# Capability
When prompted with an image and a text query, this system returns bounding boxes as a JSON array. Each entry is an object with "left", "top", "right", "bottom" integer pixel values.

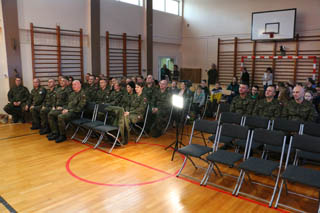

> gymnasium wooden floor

[{"left": 0, "top": 122, "right": 318, "bottom": 212}]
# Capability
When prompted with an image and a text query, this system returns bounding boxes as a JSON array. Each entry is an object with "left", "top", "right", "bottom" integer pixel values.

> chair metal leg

[
  {"left": 108, "top": 129, "right": 121, "bottom": 154},
  {"left": 200, "top": 163, "right": 213, "bottom": 186},
  {"left": 269, "top": 170, "right": 282, "bottom": 207},
  {"left": 71, "top": 126, "right": 80, "bottom": 139},
  {"left": 94, "top": 133, "right": 105, "bottom": 149},
  {"left": 187, "top": 156, "right": 198, "bottom": 169},
  {"left": 232, "top": 170, "right": 243, "bottom": 195},
  {"left": 212, "top": 162, "right": 223, "bottom": 177},
  {"left": 274, "top": 179, "right": 285, "bottom": 208},
  {"left": 235, "top": 171, "right": 246, "bottom": 196},
  {"left": 176, "top": 157, "right": 188, "bottom": 177},
  {"left": 82, "top": 129, "right": 92, "bottom": 144}
]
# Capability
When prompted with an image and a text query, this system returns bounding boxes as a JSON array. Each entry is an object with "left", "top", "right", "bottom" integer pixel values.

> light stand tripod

[{"left": 164, "top": 95, "right": 186, "bottom": 161}]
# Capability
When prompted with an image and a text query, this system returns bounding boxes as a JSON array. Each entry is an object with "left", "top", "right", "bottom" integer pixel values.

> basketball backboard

[{"left": 251, "top": 8, "right": 296, "bottom": 41}]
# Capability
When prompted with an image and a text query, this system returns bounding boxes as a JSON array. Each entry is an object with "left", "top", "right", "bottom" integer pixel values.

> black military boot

[
  {"left": 40, "top": 128, "right": 50, "bottom": 135},
  {"left": 30, "top": 125, "right": 40, "bottom": 130},
  {"left": 48, "top": 134, "right": 59, "bottom": 141},
  {"left": 55, "top": 135, "right": 67, "bottom": 143}
]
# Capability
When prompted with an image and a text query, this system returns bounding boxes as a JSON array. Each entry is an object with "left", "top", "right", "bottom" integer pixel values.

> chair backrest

[
  {"left": 219, "top": 123, "right": 249, "bottom": 140},
  {"left": 194, "top": 119, "right": 218, "bottom": 135},
  {"left": 97, "top": 103, "right": 109, "bottom": 123},
  {"left": 216, "top": 102, "right": 230, "bottom": 118},
  {"left": 243, "top": 115, "right": 270, "bottom": 130},
  {"left": 83, "top": 102, "right": 97, "bottom": 120},
  {"left": 301, "top": 122, "right": 320, "bottom": 138},
  {"left": 252, "top": 129, "right": 286, "bottom": 147},
  {"left": 272, "top": 118, "right": 301, "bottom": 134},
  {"left": 219, "top": 112, "right": 243, "bottom": 125},
  {"left": 291, "top": 134, "right": 320, "bottom": 154}
]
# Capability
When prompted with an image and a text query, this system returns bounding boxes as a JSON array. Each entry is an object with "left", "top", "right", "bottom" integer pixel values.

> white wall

[
  {"left": 100, "top": 0, "right": 182, "bottom": 79},
  {"left": 17, "top": 0, "right": 90, "bottom": 89},
  {"left": 181, "top": 0, "right": 320, "bottom": 79}
]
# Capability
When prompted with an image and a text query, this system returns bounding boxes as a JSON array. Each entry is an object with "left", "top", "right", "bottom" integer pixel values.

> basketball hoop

[{"left": 263, "top": 32, "right": 275, "bottom": 38}]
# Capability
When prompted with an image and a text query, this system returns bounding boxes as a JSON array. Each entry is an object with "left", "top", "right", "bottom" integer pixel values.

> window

[
  {"left": 153, "top": 0, "right": 181, "bottom": 16},
  {"left": 166, "top": 0, "right": 179, "bottom": 15},
  {"left": 118, "top": 0, "right": 143, "bottom": 6}
]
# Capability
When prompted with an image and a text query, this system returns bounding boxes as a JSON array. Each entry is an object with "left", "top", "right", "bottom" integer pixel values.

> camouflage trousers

[
  {"left": 3, "top": 103, "right": 26, "bottom": 122},
  {"left": 40, "top": 107, "right": 52, "bottom": 129},
  {"left": 30, "top": 105, "right": 42, "bottom": 127},
  {"left": 148, "top": 108, "right": 170, "bottom": 138},
  {"left": 48, "top": 109, "right": 78, "bottom": 136},
  {"left": 109, "top": 106, "right": 142, "bottom": 142}
]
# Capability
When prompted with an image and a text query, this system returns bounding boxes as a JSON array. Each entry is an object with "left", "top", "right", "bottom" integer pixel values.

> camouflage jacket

[
  {"left": 28, "top": 86, "right": 46, "bottom": 106},
  {"left": 151, "top": 88, "right": 171, "bottom": 110},
  {"left": 42, "top": 88, "right": 56, "bottom": 108},
  {"left": 55, "top": 87, "right": 69, "bottom": 108},
  {"left": 67, "top": 89, "right": 87, "bottom": 113},
  {"left": 230, "top": 95, "right": 254, "bottom": 115},
  {"left": 96, "top": 87, "right": 111, "bottom": 104},
  {"left": 252, "top": 98, "right": 281, "bottom": 120},
  {"left": 143, "top": 85, "right": 156, "bottom": 104},
  {"left": 128, "top": 93, "right": 148, "bottom": 118},
  {"left": 108, "top": 90, "right": 123, "bottom": 106},
  {"left": 281, "top": 99, "right": 317, "bottom": 122},
  {"left": 85, "top": 84, "right": 98, "bottom": 102},
  {"left": 122, "top": 92, "right": 136, "bottom": 111},
  {"left": 7, "top": 85, "right": 30, "bottom": 104}
]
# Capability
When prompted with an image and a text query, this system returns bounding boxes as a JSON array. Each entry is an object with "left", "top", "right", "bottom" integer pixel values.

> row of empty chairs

[{"left": 177, "top": 114, "right": 320, "bottom": 212}]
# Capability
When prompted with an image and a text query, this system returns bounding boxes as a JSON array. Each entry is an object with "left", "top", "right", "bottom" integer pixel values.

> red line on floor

[{"left": 68, "top": 139, "right": 288, "bottom": 212}]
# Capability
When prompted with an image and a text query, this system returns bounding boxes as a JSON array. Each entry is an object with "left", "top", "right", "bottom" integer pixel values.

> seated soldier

[
  {"left": 118, "top": 82, "right": 147, "bottom": 144},
  {"left": 282, "top": 85, "right": 317, "bottom": 122},
  {"left": 148, "top": 80, "right": 171, "bottom": 137},
  {"left": 96, "top": 78, "right": 111, "bottom": 104},
  {"left": 3, "top": 77, "right": 30, "bottom": 123},
  {"left": 48, "top": 80, "right": 87, "bottom": 143},
  {"left": 26, "top": 78, "right": 47, "bottom": 130},
  {"left": 39, "top": 79, "right": 56, "bottom": 135},
  {"left": 250, "top": 85, "right": 260, "bottom": 101},
  {"left": 85, "top": 75, "right": 98, "bottom": 102},
  {"left": 143, "top": 75, "right": 156, "bottom": 103},
  {"left": 47, "top": 77, "right": 70, "bottom": 137},
  {"left": 230, "top": 83, "right": 254, "bottom": 116},
  {"left": 252, "top": 85, "right": 281, "bottom": 120}
]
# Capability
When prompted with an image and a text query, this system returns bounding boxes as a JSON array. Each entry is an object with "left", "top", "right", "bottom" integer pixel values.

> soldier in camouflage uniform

[
  {"left": 118, "top": 82, "right": 147, "bottom": 144},
  {"left": 47, "top": 77, "right": 71, "bottom": 138},
  {"left": 104, "top": 82, "right": 125, "bottom": 126},
  {"left": 85, "top": 75, "right": 98, "bottom": 102},
  {"left": 48, "top": 80, "right": 87, "bottom": 143},
  {"left": 96, "top": 79, "right": 111, "bottom": 104},
  {"left": 143, "top": 75, "right": 156, "bottom": 104},
  {"left": 252, "top": 85, "right": 281, "bottom": 120},
  {"left": 3, "top": 77, "right": 30, "bottom": 123},
  {"left": 148, "top": 80, "right": 171, "bottom": 137},
  {"left": 39, "top": 79, "right": 56, "bottom": 135},
  {"left": 230, "top": 83, "right": 254, "bottom": 115},
  {"left": 26, "top": 78, "right": 47, "bottom": 129},
  {"left": 282, "top": 85, "right": 317, "bottom": 122}
]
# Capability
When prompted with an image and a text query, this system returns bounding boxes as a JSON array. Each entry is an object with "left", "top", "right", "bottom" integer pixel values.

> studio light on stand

[{"left": 165, "top": 94, "right": 186, "bottom": 161}]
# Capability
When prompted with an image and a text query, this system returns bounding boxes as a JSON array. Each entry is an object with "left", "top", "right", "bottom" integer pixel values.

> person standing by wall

[
  {"left": 206, "top": 63, "right": 218, "bottom": 87},
  {"left": 262, "top": 67, "right": 273, "bottom": 92},
  {"left": 240, "top": 67, "right": 250, "bottom": 86}
]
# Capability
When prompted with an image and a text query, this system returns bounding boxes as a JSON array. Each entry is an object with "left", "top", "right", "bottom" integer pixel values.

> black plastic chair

[
  {"left": 176, "top": 119, "right": 219, "bottom": 180},
  {"left": 90, "top": 104, "right": 121, "bottom": 153},
  {"left": 208, "top": 112, "right": 244, "bottom": 146},
  {"left": 70, "top": 102, "right": 97, "bottom": 140},
  {"left": 234, "top": 115, "right": 270, "bottom": 152},
  {"left": 234, "top": 129, "right": 286, "bottom": 207},
  {"left": 275, "top": 134, "right": 320, "bottom": 212},
  {"left": 200, "top": 124, "right": 250, "bottom": 192}
]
